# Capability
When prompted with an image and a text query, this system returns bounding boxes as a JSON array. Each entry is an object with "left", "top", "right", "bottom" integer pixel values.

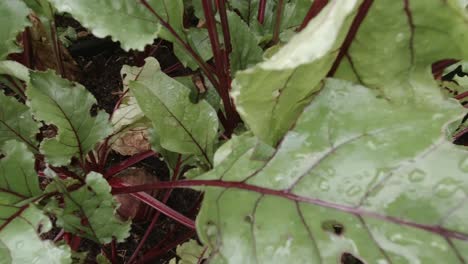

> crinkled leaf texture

[
  {"left": 0, "top": 92, "right": 39, "bottom": 151},
  {"left": 48, "top": 172, "right": 130, "bottom": 244},
  {"left": 27, "top": 70, "right": 112, "bottom": 166},
  {"left": 232, "top": 0, "right": 359, "bottom": 146},
  {"left": 0, "top": 141, "right": 71, "bottom": 263},
  {"left": 131, "top": 58, "right": 218, "bottom": 166},
  {"left": 0, "top": 0, "right": 30, "bottom": 59},
  {"left": 196, "top": 79, "right": 468, "bottom": 263}
]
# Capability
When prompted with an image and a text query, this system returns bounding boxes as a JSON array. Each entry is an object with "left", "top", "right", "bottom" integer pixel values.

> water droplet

[
  {"left": 367, "top": 140, "right": 377, "bottom": 150},
  {"left": 346, "top": 185, "right": 362, "bottom": 197},
  {"left": 459, "top": 156, "right": 468, "bottom": 173},
  {"left": 431, "top": 241, "right": 448, "bottom": 251},
  {"left": 408, "top": 169, "right": 426, "bottom": 182},
  {"left": 319, "top": 179, "right": 330, "bottom": 191},
  {"left": 396, "top": 32, "right": 405, "bottom": 42},
  {"left": 325, "top": 167, "right": 335, "bottom": 176},
  {"left": 434, "top": 178, "right": 460, "bottom": 198},
  {"left": 16, "top": 241, "right": 24, "bottom": 249},
  {"left": 432, "top": 113, "right": 444, "bottom": 120},
  {"left": 32, "top": 256, "right": 41, "bottom": 264},
  {"left": 390, "top": 233, "right": 403, "bottom": 242}
]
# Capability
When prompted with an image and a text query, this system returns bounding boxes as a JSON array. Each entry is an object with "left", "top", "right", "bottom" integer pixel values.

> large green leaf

[
  {"left": 0, "top": 0, "right": 31, "bottom": 59},
  {"left": 0, "top": 140, "right": 71, "bottom": 263},
  {"left": 130, "top": 58, "right": 219, "bottom": 166},
  {"left": 231, "top": 0, "right": 360, "bottom": 146},
  {"left": 196, "top": 79, "right": 468, "bottom": 263},
  {"left": 0, "top": 92, "right": 39, "bottom": 151},
  {"left": 27, "top": 71, "right": 112, "bottom": 166},
  {"left": 335, "top": 0, "right": 468, "bottom": 103},
  {"left": 48, "top": 0, "right": 161, "bottom": 51},
  {"left": 47, "top": 172, "right": 130, "bottom": 244}
]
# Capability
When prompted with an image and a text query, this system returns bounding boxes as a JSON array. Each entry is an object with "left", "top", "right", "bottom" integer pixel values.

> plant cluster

[{"left": 0, "top": 0, "right": 468, "bottom": 263}]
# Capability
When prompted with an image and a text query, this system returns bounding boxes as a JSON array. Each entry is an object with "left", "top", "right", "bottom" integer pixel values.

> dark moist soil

[{"left": 56, "top": 16, "right": 201, "bottom": 264}]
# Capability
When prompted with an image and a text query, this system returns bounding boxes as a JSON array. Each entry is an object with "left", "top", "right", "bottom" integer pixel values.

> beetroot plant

[{"left": 1, "top": 0, "right": 468, "bottom": 263}]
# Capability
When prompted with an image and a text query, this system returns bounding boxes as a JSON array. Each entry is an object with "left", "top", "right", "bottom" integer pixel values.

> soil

[{"left": 55, "top": 16, "right": 201, "bottom": 264}]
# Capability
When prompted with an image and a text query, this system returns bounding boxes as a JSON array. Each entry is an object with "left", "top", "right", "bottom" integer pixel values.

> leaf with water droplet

[{"left": 196, "top": 78, "right": 468, "bottom": 263}]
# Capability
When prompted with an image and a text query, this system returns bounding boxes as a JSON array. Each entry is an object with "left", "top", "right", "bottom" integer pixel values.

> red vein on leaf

[
  {"left": 328, "top": 0, "right": 374, "bottom": 77},
  {"left": 403, "top": 0, "right": 415, "bottom": 64},
  {"left": 298, "top": 0, "right": 329, "bottom": 31},
  {"left": 0, "top": 188, "right": 27, "bottom": 199},
  {"left": 0, "top": 120, "right": 38, "bottom": 151},
  {"left": 112, "top": 180, "right": 468, "bottom": 241}
]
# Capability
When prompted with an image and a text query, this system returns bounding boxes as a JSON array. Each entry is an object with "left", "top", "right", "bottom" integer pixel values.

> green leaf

[
  {"left": 0, "top": 140, "right": 41, "bottom": 204},
  {"left": 229, "top": 0, "right": 276, "bottom": 39},
  {"left": 231, "top": 0, "right": 360, "bottom": 145},
  {"left": 96, "top": 253, "right": 111, "bottom": 264},
  {"left": 0, "top": 60, "right": 30, "bottom": 83},
  {"left": 228, "top": 11, "right": 263, "bottom": 75},
  {"left": 196, "top": 78, "right": 468, "bottom": 263},
  {"left": 169, "top": 239, "right": 210, "bottom": 264},
  {"left": 335, "top": 0, "right": 468, "bottom": 104},
  {"left": 0, "top": 92, "right": 39, "bottom": 151},
  {"left": 27, "top": 70, "right": 112, "bottom": 166},
  {"left": 0, "top": 140, "right": 71, "bottom": 263},
  {"left": 169, "top": 28, "right": 213, "bottom": 70},
  {"left": 130, "top": 58, "right": 218, "bottom": 166},
  {"left": 229, "top": 0, "right": 312, "bottom": 42},
  {"left": 0, "top": 60, "right": 30, "bottom": 97},
  {"left": 48, "top": 172, "right": 130, "bottom": 244},
  {"left": 48, "top": 0, "right": 162, "bottom": 51},
  {"left": 0, "top": 0, "right": 31, "bottom": 59}
]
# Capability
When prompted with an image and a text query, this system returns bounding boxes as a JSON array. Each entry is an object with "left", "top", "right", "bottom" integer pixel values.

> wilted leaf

[
  {"left": 196, "top": 79, "right": 468, "bottom": 263},
  {"left": 231, "top": 0, "right": 360, "bottom": 145},
  {"left": 0, "top": 140, "right": 71, "bottom": 263},
  {"left": 28, "top": 15, "right": 81, "bottom": 81},
  {"left": 112, "top": 128, "right": 151, "bottom": 156},
  {"left": 114, "top": 168, "right": 158, "bottom": 220},
  {"left": 27, "top": 70, "right": 112, "bottom": 166},
  {"left": 0, "top": 0, "right": 30, "bottom": 59}
]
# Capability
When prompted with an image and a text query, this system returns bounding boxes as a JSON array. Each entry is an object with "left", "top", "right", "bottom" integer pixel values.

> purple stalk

[
  {"left": 258, "top": 0, "right": 267, "bottom": 24},
  {"left": 104, "top": 150, "right": 156, "bottom": 178},
  {"left": 297, "top": 0, "right": 329, "bottom": 31}
]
